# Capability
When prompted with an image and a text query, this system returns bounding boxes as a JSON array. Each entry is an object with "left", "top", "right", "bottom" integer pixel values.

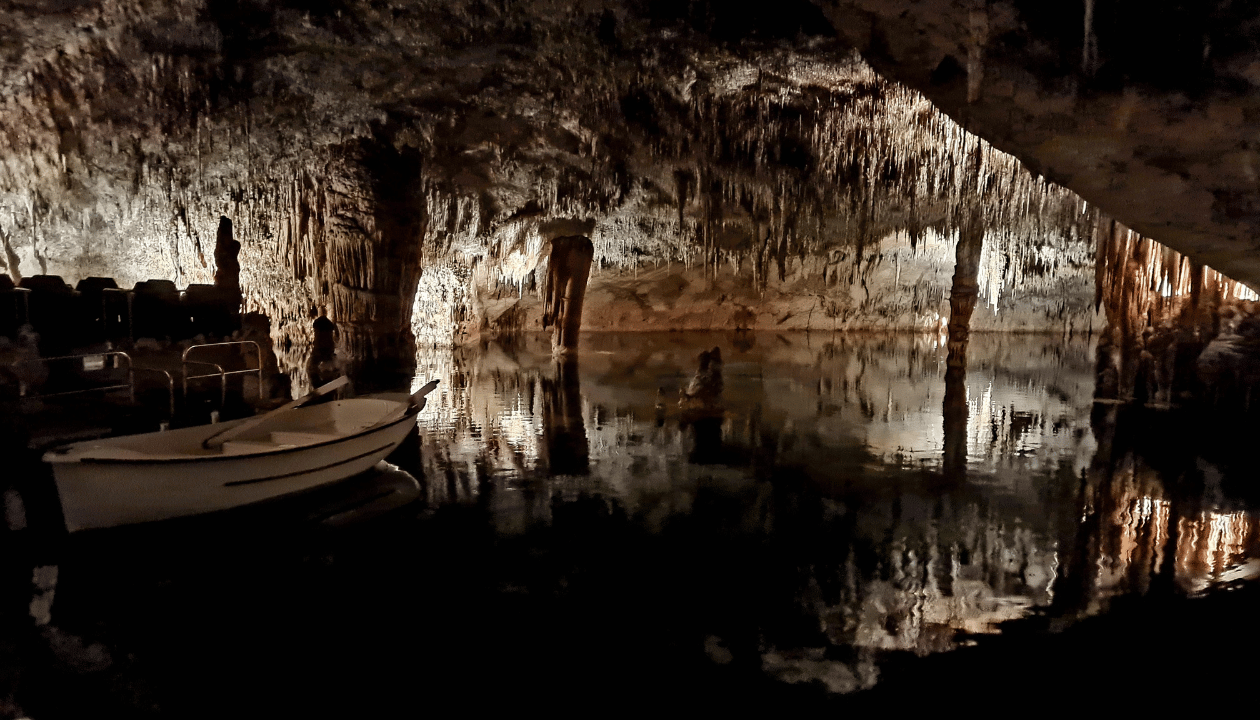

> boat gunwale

[
  {"left": 221, "top": 442, "right": 398, "bottom": 486},
  {"left": 52, "top": 406, "right": 419, "bottom": 466}
]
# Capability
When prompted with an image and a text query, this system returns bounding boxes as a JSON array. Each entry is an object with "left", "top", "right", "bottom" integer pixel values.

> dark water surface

[{"left": 15, "top": 332, "right": 1260, "bottom": 717}]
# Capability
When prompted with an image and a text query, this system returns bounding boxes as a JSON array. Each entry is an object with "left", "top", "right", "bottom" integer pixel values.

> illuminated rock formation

[
  {"left": 542, "top": 236, "right": 594, "bottom": 355},
  {"left": 817, "top": 0, "right": 1260, "bottom": 288},
  {"left": 1, "top": 0, "right": 1258, "bottom": 397},
  {"left": 0, "top": 1, "right": 1102, "bottom": 372},
  {"left": 1092, "top": 214, "right": 1258, "bottom": 406}
]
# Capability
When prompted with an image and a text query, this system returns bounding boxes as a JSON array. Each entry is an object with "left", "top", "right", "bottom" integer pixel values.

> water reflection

[
  {"left": 409, "top": 331, "right": 1260, "bottom": 686},
  {"left": 14, "top": 332, "right": 1260, "bottom": 715},
  {"left": 413, "top": 332, "right": 1098, "bottom": 502},
  {"left": 540, "top": 356, "right": 589, "bottom": 476}
]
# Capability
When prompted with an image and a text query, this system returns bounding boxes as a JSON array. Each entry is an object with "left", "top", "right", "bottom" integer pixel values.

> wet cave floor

[{"left": 9, "top": 332, "right": 1260, "bottom": 717}]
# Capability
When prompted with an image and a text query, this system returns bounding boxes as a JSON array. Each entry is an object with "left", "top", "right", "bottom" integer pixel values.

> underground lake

[{"left": 6, "top": 331, "right": 1258, "bottom": 716}]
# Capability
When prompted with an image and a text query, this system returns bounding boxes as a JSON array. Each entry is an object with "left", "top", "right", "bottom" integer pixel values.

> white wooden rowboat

[{"left": 43, "top": 378, "right": 439, "bottom": 532}]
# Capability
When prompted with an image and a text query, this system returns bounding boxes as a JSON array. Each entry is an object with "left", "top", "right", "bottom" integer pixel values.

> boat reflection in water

[{"left": 411, "top": 331, "right": 1260, "bottom": 691}]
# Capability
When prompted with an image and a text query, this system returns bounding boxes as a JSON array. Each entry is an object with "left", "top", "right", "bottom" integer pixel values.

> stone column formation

[
  {"left": 213, "top": 216, "right": 243, "bottom": 334},
  {"left": 543, "top": 235, "right": 595, "bottom": 355},
  {"left": 213, "top": 216, "right": 242, "bottom": 298},
  {"left": 943, "top": 211, "right": 985, "bottom": 478}
]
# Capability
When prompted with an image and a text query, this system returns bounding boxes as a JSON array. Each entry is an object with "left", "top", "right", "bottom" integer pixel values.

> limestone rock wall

[
  {"left": 474, "top": 226, "right": 1098, "bottom": 337},
  {"left": 3, "top": 1, "right": 1202, "bottom": 368}
]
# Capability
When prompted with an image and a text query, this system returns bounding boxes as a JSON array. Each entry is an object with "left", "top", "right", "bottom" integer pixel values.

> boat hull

[{"left": 48, "top": 408, "right": 418, "bottom": 532}]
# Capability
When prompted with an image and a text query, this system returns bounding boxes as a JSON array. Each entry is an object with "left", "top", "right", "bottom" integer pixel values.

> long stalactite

[{"left": 1093, "top": 213, "right": 1259, "bottom": 407}]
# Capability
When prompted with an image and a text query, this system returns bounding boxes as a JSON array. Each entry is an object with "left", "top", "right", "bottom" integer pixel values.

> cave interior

[{"left": 3, "top": 1, "right": 1260, "bottom": 716}]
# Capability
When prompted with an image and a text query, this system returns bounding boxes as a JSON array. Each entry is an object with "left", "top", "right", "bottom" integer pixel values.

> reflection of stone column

[
  {"left": 685, "top": 414, "right": 724, "bottom": 464},
  {"left": 540, "top": 355, "right": 589, "bottom": 475},
  {"left": 942, "top": 365, "right": 969, "bottom": 478},
  {"left": 942, "top": 213, "right": 983, "bottom": 478},
  {"left": 543, "top": 235, "right": 594, "bottom": 355}
]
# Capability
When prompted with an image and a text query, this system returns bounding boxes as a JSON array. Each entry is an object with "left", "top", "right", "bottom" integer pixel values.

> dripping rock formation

[
  {"left": 0, "top": 1, "right": 1257, "bottom": 383},
  {"left": 819, "top": 0, "right": 1260, "bottom": 288}
]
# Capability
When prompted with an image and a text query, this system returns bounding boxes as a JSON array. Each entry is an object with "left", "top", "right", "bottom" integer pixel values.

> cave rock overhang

[
  {"left": 814, "top": 0, "right": 1260, "bottom": 289},
  {"left": 3, "top": 0, "right": 1259, "bottom": 293}
]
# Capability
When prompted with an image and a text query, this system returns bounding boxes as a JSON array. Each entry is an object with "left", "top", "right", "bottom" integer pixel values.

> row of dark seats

[{"left": 0, "top": 275, "right": 241, "bottom": 354}]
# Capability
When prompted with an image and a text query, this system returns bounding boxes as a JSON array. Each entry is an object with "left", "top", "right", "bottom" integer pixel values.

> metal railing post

[
  {"left": 20, "top": 350, "right": 135, "bottom": 401},
  {"left": 182, "top": 340, "right": 265, "bottom": 404}
]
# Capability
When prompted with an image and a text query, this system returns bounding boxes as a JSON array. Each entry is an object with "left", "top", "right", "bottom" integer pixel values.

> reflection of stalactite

[
  {"left": 408, "top": 336, "right": 1257, "bottom": 664},
  {"left": 1050, "top": 405, "right": 1260, "bottom": 618}
]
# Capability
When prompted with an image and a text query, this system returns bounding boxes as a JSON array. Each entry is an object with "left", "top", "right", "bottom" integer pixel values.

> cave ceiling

[
  {"left": 818, "top": 0, "right": 1260, "bottom": 287},
  {"left": 2, "top": 0, "right": 1259, "bottom": 296}
]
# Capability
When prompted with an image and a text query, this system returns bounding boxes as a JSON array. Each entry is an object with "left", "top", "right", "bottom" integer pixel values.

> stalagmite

[
  {"left": 213, "top": 216, "right": 241, "bottom": 292},
  {"left": 542, "top": 235, "right": 594, "bottom": 355},
  {"left": 213, "top": 215, "right": 242, "bottom": 332}
]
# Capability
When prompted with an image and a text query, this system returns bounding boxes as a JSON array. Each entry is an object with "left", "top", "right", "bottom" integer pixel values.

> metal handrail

[
  {"left": 182, "top": 341, "right": 263, "bottom": 403},
  {"left": 132, "top": 366, "right": 176, "bottom": 417},
  {"left": 21, "top": 350, "right": 134, "bottom": 401},
  {"left": 183, "top": 360, "right": 226, "bottom": 407}
]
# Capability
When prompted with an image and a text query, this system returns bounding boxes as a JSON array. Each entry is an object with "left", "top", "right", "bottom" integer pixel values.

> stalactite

[
  {"left": 1093, "top": 212, "right": 1258, "bottom": 405},
  {"left": 0, "top": 12, "right": 1112, "bottom": 349}
]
